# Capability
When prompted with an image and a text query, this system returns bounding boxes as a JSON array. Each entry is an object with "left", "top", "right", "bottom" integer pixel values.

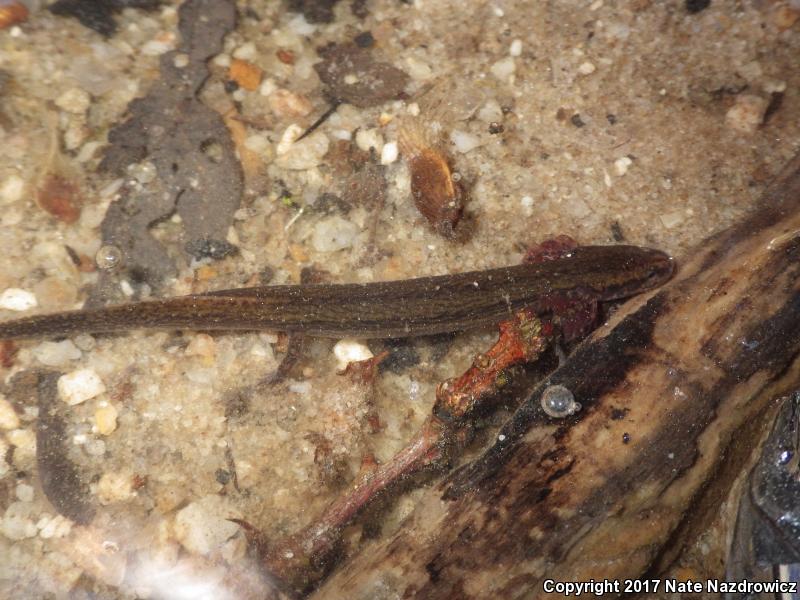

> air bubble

[
  {"left": 95, "top": 245, "right": 123, "bottom": 270},
  {"left": 541, "top": 385, "right": 580, "bottom": 418}
]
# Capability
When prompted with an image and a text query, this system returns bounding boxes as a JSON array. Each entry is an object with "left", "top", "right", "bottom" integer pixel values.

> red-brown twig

[{"left": 252, "top": 309, "right": 553, "bottom": 596}]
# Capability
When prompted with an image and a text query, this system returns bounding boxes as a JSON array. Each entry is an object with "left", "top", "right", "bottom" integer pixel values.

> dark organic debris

[
  {"left": 314, "top": 42, "right": 409, "bottom": 108},
  {"left": 31, "top": 370, "right": 96, "bottom": 525},
  {"left": 685, "top": 0, "right": 711, "bottom": 14},
  {"left": 287, "top": 0, "right": 340, "bottom": 23},
  {"left": 49, "top": 0, "right": 162, "bottom": 37},
  {"left": 98, "top": 0, "right": 242, "bottom": 288},
  {"left": 184, "top": 238, "right": 239, "bottom": 261}
]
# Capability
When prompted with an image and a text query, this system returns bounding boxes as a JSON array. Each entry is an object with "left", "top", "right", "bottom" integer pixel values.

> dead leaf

[
  {"left": 37, "top": 175, "right": 81, "bottom": 223},
  {"left": 314, "top": 42, "right": 409, "bottom": 108}
]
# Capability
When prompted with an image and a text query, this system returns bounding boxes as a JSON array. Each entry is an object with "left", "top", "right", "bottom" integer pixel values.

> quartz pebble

[
  {"left": 96, "top": 470, "right": 134, "bottom": 504},
  {"left": 333, "top": 339, "right": 374, "bottom": 371},
  {"left": 95, "top": 405, "right": 118, "bottom": 436},
  {"left": 578, "top": 61, "right": 596, "bottom": 75},
  {"left": 509, "top": 39, "right": 523, "bottom": 57},
  {"left": 33, "top": 340, "right": 82, "bottom": 367},
  {"left": 450, "top": 129, "right": 482, "bottom": 153},
  {"left": 614, "top": 156, "right": 633, "bottom": 176},
  {"left": 58, "top": 369, "right": 107, "bottom": 405},
  {"left": 173, "top": 495, "right": 240, "bottom": 555},
  {"left": 0, "top": 174, "right": 25, "bottom": 204},
  {"left": 55, "top": 88, "right": 90, "bottom": 114},
  {"left": 0, "top": 288, "right": 37, "bottom": 311},
  {"left": 1, "top": 502, "right": 37, "bottom": 540},
  {"left": 311, "top": 216, "right": 360, "bottom": 252},
  {"left": 37, "top": 514, "right": 73, "bottom": 539},
  {"left": 490, "top": 57, "right": 516, "bottom": 80},
  {"left": 477, "top": 99, "right": 503, "bottom": 123},
  {"left": 275, "top": 126, "right": 329, "bottom": 170},
  {"left": 15, "top": 483, "right": 34, "bottom": 502},
  {"left": 725, "top": 94, "right": 769, "bottom": 134},
  {"left": 355, "top": 128, "right": 384, "bottom": 153},
  {"left": 380, "top": 141, "right": 399, "bottom": 165},
  {"left": 7, "top": 428, "right": 36, "bottom": 458},
  {"left": 268, "top": 89, "right": 313, "bottom": 118},
  {"left": 185, "top": 333, "right": 216, "bottom": 359},
  {"left": 0, "top": 396, "right": 20, "bottom": 430}
]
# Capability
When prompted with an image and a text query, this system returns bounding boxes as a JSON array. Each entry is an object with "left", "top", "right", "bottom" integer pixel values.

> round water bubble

[
  {"left": 541, "top": 384, "right": 580, "bottom": 418},
  {"left": 95, "top": 245, "right": 123, "bottom": 270}
]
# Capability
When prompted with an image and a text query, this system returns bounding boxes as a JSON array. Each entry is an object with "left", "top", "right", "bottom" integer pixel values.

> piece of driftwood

[{"left": 311, "top": 153, "right": 800, "bottom": 599}]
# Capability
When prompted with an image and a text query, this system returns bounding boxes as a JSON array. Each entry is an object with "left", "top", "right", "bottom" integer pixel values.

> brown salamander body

[{"left": 0, "top": 245, "right": 673, "bottom": 340}]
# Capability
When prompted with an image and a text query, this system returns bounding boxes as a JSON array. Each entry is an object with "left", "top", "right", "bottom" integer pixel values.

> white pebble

[
  {"left": 0, "top": 175, "right": 25, "bottom": 205},
  {"left": 405, "top": 57, "right": 433, "bottom": 80},
  {"left": 578, "top": 61, "right": 596, "bottom": 75},
  {"left": 96, "top": 470, "right": 134, "bottom": 504},
  {"left": 509, "top": 39, "right": 523, "bottom": 57},
  {"left": 490, "top": 57, "right": 516, "bottom": 80},
  {"left": 520, "top": 195, "right": 534, "bottom": 216},
  {"left": 725, "top": 94, "right": 769, "bottom": 134},
  {"left": 1, "top": 502, "right": 37, "bottom": 540},
  {"left": 32, "top": 340, "right": 82, "bottom": 367},
  {"left": 0, "top": 288, "right": 37, "bottom": 311},
  {"left": 477, "top": 99, "right": 503, "bottom": 123},
  {"left": 275, "top": 126, "right": 329, "bottom": 170},
  {"left": 142, "top": 37, "right": 175, "bottom": 56},
  {"left": 311, "top": 216, "right": 360, "bottom": 252},
  {"left": 212, "top": 53, "right": 231, "bottom": 67},
  {"left": 7, "top": 429, "right": 36, "bottom": 457},
  {"left": 232, "top": 42, "right": 256, "bottom": 60},
  {"left": 331, "top": 129, "right": 352, "bottom": 141},
  {"left": 58, "top": 369, "right": 107, "bottom": 406},
  {"left": 15, "top": 483, "right": 34, "bottom": 502},
  {"left": 55, "top": 88, "right": 91, "bottom": 114},
  {"left": 333, "top": 339, "right": 374, "bottom": 371},
  {"left": 259, "top": 77, "right": 278, "bottom": 97},
  {"left": 288, "top": 380, "right": 311, "bottom": 394},
  {"left": 0, "top": 396, "right": 20, "bottom": 430},
  {"left": 614, "top": 156, "right": 633, "bottom": 176},
  {"left": 37, "top": 514, "right": 73, "bottom": 539},
  {"left": 380, "top": 141, "right": 399, "bottom": 165},
  {"left": 174, "top": 495, "right": 241, "bottom": 555},
  {"left": 450, "top": 129, "right": 482, "bottom": 153},
  {"left": 287, "top": 14, "right": 317, "bottom": 36},
  {"left": 173, "top": 53, "right": 189, "bottom": 68},
  {"left": 84, "top": 438, "right": 106, "bottom": 456},
  {"left": 355, "top": 128, "right": 384, "bottom": 153}
]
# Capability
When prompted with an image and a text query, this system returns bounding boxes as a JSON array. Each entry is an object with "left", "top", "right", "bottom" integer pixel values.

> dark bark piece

[
  {"left": 312, "top": 153, "right": 800, "bottom": 598},
  {"left": 98, "top": 0, "right": 241, "bottom": 289},
  {"left": 34, "top": 370, "right": 96, "bottom": 525},
  {"left": 49, "top": 0, "right": 162, "bottom": 37},
  {"left": 314, "top": 43, "right": 409, "bottom": 108},
  {"left": 288, "top": 0, "right": 341, "bottom": 23}
]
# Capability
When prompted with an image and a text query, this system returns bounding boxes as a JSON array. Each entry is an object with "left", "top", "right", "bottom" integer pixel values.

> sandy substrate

[{"left": 0, "top": 0, "right": 798, "bottom": 597}]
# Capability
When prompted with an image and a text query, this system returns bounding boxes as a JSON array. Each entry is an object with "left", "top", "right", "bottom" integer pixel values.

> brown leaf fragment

[
  {"left": 34, "top": 370, "right": 96, "bottom": 525},
  {"left": 98, "top": 0, "right": 242, "bottom": 289},
  {"left": 36, "top": 174, "right": 81, "bottom": 223},
  {"left": 314, "top": 42, "right": 409, "bottom": 108}
]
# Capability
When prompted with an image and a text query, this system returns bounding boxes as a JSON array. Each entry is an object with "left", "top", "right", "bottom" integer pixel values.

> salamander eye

[{"left": 541, "top": 384, "right": 581, "bottom": 418}]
